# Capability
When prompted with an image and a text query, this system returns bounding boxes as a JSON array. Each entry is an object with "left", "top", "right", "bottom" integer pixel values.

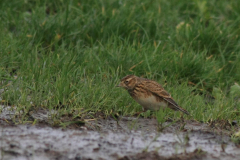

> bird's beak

[{"left": 116, "top": 82, "right": 122, "bottom": 87}]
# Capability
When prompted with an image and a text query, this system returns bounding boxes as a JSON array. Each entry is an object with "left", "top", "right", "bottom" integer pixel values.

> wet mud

[{"left": 0, "top": 105, "right": 240, "bottom": 160}]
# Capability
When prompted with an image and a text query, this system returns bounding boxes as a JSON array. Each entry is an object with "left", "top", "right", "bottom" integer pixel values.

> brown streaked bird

[{"left": 117, "top": 75, "right": 189, "bottom": 115}]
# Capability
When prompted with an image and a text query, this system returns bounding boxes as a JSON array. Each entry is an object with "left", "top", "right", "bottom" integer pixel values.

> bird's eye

[{"left": 124, "top": 80, "right": 129, "bottom": 84}]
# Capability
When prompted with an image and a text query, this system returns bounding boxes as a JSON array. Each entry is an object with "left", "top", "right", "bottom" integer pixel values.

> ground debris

[{"left": 119, "top": 149, "right": 206, "bottom": 160}]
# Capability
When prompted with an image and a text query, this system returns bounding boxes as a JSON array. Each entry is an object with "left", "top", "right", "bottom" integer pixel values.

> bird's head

[{"left": 117, "top": 75, "right": 138, "bottom": 90}]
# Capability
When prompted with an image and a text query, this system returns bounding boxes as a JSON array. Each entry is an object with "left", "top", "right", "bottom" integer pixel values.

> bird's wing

[{"left": 143, "top": 80, "right": 189, "bottom": 115}]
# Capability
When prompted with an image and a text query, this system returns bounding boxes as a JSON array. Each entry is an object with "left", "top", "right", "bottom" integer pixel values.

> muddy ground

[{"left": 0, "top": 105, "right": 240, "bottom": 160}]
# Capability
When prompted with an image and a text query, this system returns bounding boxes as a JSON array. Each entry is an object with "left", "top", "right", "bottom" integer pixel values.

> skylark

[{"left": 117, "top": 75, "right": 189, "bottom": 115}]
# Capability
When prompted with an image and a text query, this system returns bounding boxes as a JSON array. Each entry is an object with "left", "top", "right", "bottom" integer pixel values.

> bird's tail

[{"left": 176, "top": 106, "right": 190, "bottom": 115}]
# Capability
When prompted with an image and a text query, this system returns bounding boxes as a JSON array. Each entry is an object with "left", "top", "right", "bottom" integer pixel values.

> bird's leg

[
  {"left": 134, "top": 111, "right": 144, "bottom": 116},
  {"left": 180, "top": 113, "right": 185, "bottom": 122},
  {"left": 134, "top": 107, "right": 147, "bottom": 116}
]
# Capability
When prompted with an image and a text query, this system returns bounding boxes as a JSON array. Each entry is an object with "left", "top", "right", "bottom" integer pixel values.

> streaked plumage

[{"left": 118, "top": 75, "right": 189, "bottom": 115}]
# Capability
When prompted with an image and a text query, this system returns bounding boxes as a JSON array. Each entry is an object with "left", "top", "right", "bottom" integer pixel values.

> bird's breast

[{"left": 135, "top": 94, "right": 168, "bottom": 111}]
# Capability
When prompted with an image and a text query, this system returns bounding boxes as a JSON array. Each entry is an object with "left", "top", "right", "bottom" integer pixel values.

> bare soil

[{"left": 0, "top": 105, "right": 239, "bottom": 160}]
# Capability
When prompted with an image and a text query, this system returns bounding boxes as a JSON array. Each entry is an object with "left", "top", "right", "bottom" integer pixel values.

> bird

[{"left": 117, "top": 75, "right": 189, "bottom": 115}]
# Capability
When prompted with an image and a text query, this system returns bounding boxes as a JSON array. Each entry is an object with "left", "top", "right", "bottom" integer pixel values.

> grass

[{"left": 0, "top": 0, "right": 240, "bottom": 126}]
